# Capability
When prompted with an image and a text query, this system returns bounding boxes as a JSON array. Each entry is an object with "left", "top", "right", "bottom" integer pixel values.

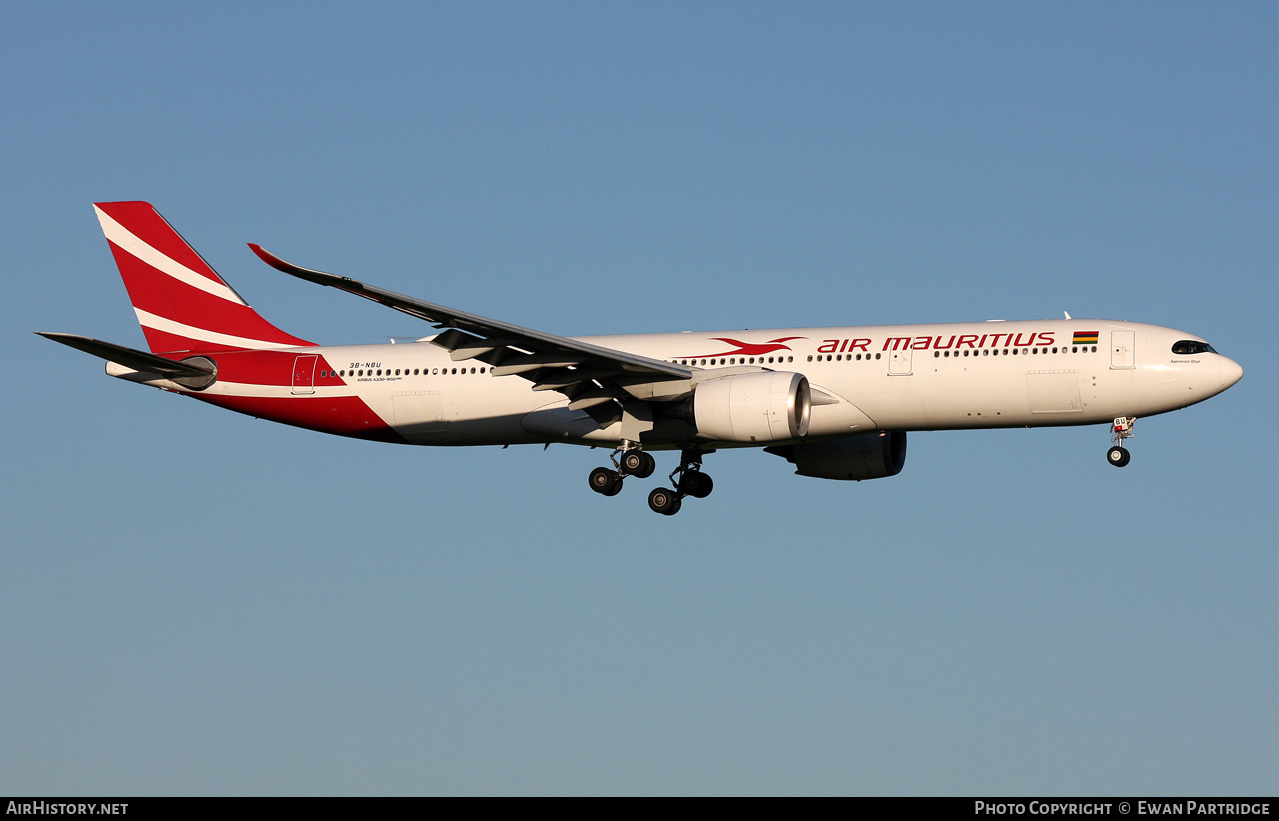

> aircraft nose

[{"left": 1219, "top": 356, "right": 1244, "bottom": 391}]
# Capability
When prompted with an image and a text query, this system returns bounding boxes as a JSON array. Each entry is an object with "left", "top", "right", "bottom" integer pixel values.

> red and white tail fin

[{"left": 94, "top": 201, "right": 312, "bottom": 353}]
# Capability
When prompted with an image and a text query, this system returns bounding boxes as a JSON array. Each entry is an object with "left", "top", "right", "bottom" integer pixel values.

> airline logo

[
  {"left": 1073, "top": 331, "right": 1099, "bottom": 345},
  {"left": 687, "top": 337, "right": 804, "bottom": 358}
]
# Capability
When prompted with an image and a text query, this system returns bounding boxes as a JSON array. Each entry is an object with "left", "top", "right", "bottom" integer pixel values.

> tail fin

[{"left": 94, "top": 201, "right": 312, "bottom": 353}]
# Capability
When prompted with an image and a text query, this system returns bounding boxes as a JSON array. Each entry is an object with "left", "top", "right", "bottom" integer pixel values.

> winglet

[{"left": 248, "top": 244, "right": 363, "bottom": 290}]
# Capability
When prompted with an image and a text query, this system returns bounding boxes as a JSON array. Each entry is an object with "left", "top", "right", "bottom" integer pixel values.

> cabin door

[
  {"left": 291, "top": 355, "right": 318, "bottom": 394},
  {"left": 888, "top": 348, "right": 913, "bottom": 375},
  {"left": 1110, "top": 330, "right": 1135, "bottom": 369}
]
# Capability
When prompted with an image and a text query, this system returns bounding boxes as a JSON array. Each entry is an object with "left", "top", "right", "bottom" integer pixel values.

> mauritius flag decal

[{"left": 1073, "top": 331, "right": 1099, "bottom": 345}]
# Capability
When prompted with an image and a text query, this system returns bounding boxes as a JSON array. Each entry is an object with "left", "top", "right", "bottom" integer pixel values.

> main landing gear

[
  {"left": 1107, "top": 416, "right": 1136, "bottom": 467},
  {"left": 587, "top": 443, "right": 655, "bottom": 498},
  {"left": 647, "top": 449, "right": 713, "bottom": 516},
  {"left": 587, "top": 445, "right": 713, "bottom": 516}
]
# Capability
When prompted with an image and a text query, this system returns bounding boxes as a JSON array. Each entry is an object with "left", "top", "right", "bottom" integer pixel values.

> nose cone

[{"left": 1219, "top": 357, "right": 1244, "bottom": 391}]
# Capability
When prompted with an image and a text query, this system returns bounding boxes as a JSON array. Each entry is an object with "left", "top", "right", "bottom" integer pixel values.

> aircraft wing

[{"left": 249, "top": 244, "right": 693, "bottom": 425}]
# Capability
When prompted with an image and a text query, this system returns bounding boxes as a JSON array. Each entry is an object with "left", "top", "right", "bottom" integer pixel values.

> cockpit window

[{"left": 1172, "top": 340, "right": 1217, "bottom": 355}]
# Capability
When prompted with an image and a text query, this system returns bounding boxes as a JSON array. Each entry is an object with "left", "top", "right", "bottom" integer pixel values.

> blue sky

[{"left": 2, "top": 2, "right": 1275, "bottom": 795}]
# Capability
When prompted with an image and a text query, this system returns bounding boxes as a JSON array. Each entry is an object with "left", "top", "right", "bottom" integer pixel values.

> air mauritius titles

[{"left": 817, "top": 330, "right": 1098, "bottom": 354}]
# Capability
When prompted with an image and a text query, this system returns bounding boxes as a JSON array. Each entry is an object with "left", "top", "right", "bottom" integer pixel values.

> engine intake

[{"left": 692, "top": 371, "right": 811, "bottom": 443}]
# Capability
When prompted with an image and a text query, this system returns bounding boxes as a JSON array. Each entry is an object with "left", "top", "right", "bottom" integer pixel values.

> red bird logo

[{"left": 685, "top": 337, "right": 805, "bottom": 358}]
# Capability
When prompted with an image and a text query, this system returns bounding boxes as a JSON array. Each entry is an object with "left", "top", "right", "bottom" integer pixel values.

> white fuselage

[{"left": 153, "top": 318, "right": 1241, "bottom": 449}]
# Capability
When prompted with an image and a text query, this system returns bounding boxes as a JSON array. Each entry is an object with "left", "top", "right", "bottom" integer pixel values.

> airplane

[{"left": 41, "top": 202, "right": 1244, "bottom": 515}]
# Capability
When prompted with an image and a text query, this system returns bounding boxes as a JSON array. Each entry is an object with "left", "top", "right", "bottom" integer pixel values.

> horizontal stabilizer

[{"left": 37, "top": 332, "right": 215, "bottom": 377}]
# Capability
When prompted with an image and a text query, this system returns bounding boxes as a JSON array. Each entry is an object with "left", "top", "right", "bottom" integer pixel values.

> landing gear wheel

[
  {"left": 589, "top": 466, "right": 623, "bottom": 496},
  {"left": 648, "top": 486, "right": 682, "bottom": 516},
  {"left": 621, "top": 450, "right": 655, "bottom": 479},
  {"left": 1107, "top": 446, "right": 1130, "bottom": 468},
  {"left": 678, "top": 471, "right": 713, "bottom": 498}
]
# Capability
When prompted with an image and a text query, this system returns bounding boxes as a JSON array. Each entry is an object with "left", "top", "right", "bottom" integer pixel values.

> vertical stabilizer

[{"left": 94, "top": 201, "right": 312, "bottom": 353}]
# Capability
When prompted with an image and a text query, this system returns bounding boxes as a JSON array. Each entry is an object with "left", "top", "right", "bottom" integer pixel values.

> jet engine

[
  {"left": 766, "top": 431, "right": 907, "bottom": 480},
  {"left": 692, "top": 371, "right": 811, "bottom": 443}
]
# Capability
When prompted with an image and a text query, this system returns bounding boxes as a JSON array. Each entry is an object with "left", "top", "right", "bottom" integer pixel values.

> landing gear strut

[
  {"left": 674, "top": 452, "right": 713, "bottom": 499},
  {"left": 1107, "top": 416, "right": 1135, "bottom": 468}
]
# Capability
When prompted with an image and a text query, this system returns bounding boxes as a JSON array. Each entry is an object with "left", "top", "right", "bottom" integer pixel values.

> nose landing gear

[{"left": 1107, "top": 417, "right": 1135, "bottom": 467}]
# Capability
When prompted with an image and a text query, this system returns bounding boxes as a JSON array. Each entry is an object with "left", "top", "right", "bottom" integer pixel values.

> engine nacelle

[
  {"left": 692, "top": 371, "right": 811, "bottom": 443},
  {"left": 767, "top": 431, "right": 907, "bottom": 481}
]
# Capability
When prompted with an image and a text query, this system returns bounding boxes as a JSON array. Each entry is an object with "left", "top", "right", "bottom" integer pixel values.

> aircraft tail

[{"left": 93, "top": 201, "right": 312, "bottom": 353}]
